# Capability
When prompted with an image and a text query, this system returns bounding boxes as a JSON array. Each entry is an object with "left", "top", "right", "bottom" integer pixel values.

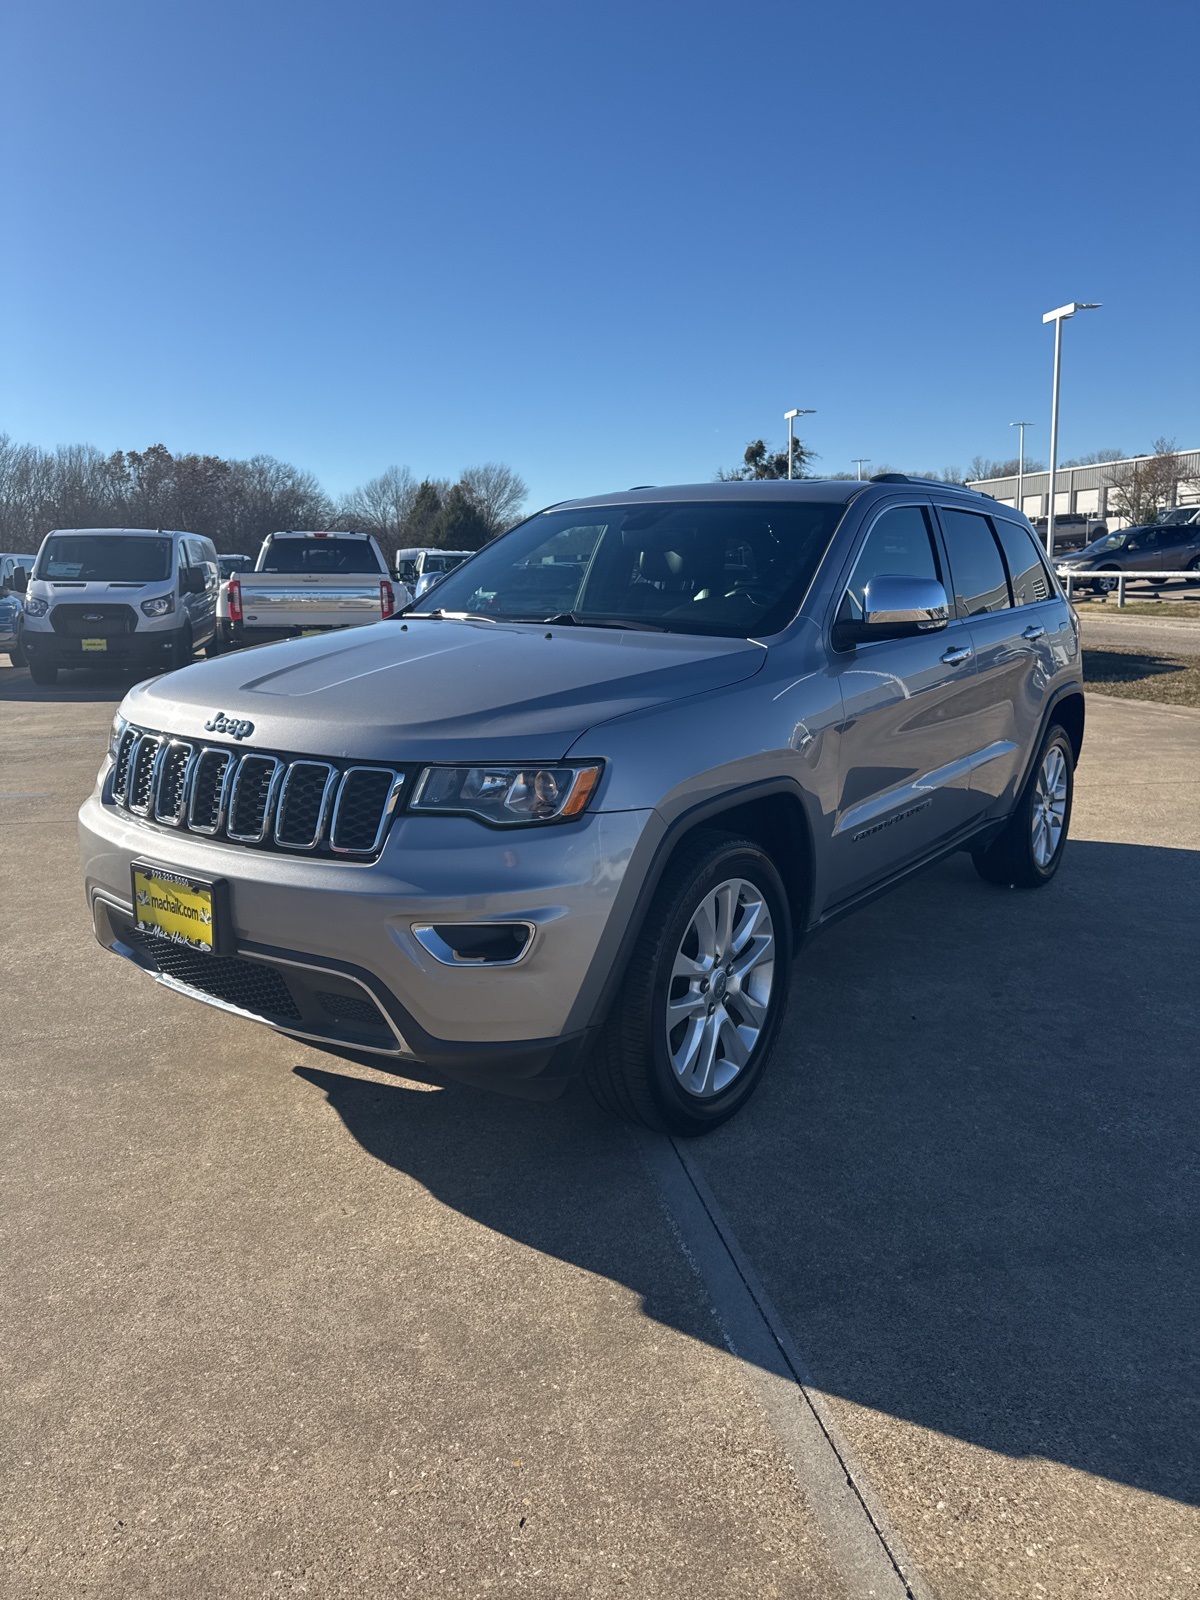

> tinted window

[
  {"left": 260, "top": 537, "right": 384, "bottom": 575},
  {"left": 993, "top": 519, "right": 1053, "bottom": 606},
  {"left": 839, "top": 505, "right": 941, "bottom": 624},
  {"left": 939, "top": 509, "right": 1011, "bottom": 616},
  {"left": 418, "top": 501, "right": 845, "bottom": 637},
  {"left": 35, "top": 535, "right": 173, "bottom": 583}
]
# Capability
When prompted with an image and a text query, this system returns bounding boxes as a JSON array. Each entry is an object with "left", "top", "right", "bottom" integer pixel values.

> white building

[{"left": 967, "top": 449, "right": 1200, "bottom": 528}]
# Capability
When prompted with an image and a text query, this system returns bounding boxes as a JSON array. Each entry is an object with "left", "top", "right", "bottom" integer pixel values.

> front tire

[
  {"left": 1092, "top": 570, "right": 1120, "bottom": 594},
  {"left": 28, "top": 657, "right": 58, "bottom": 685},
  {"left": 585, "top": 832, "right": 793, "bottom": 1134},
  {"left": 973, "top": 725, "right": 1074, "bottom": 889},
  {"left": 171, "top": 623, "right": 193, "bottom": 671}
]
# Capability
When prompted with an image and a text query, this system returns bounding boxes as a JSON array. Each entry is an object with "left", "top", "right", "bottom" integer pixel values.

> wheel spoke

[
  {"left": 731, "top": 931, "right": 773, "bottom": 985},
  {"left": 671, "top": 947, "right": 708, "bottom": 982},
  {"left": 691, "top": 1012, "right": 721, "bottom": 1096},
  {"left": 713, "top": 882, "right": 736, "bottom": 961},
  {"left": 666, "top": 990, "right": 708, "bottom": 1026},
  {"left": 718, "top": 1014, "right": 752, "bottom": 1069},
  {"left": 730, "top": 895, "right": 766, "bottom": 956},
  {"left": 730, "top": 984, "right": 769, "bottom": 1029},
  {"left": 691, "top": 894, "right": 719, "bottom": 963}
]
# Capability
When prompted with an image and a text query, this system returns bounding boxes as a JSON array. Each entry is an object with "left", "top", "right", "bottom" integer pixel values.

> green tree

[
  {"left": 431, "top": 483, "right": 491, "bottom": 551},
  {"left": 717, "top": 438, "right": 815, "bottom": 480},
  {"left": 405, "top": 479, "right": 444, "bottom": 546}
]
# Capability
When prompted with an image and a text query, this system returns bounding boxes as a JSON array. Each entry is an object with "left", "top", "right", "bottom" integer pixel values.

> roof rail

[
  {"left": 627, "top": 484, "right": 657, "bottom": 491},
  {"left": 869, "top": 473, "right": 977, "bottom": 491}
]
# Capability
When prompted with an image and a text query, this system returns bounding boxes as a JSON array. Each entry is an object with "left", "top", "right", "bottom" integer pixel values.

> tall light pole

[
  {"left": 1009, "top": 422, "right": 1033, "bottom": 518},
  {"left": 851, "top": 458, "right": 870, "bottom": 480},
  {"left": 784, "top": 408, "right": 816, "bottom": 479},
  {"left": 1042, "top": 302, "right": 1100, "bottom": 559}
]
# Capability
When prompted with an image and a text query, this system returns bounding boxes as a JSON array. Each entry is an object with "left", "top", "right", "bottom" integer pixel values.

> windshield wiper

[
  {"left": 541, "top": 612, "right": 670, "bottom": 633},
  {"left": 398, "top": 607, "right": 497, "bottom": 623}
]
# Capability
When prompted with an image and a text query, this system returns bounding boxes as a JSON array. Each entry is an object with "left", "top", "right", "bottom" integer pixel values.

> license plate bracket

[
  {"left": 130, "top": 861, "right": 230, "bottom": 954},
  {"left": 82, "top": 638, "right": 107, "bottom": 651}
]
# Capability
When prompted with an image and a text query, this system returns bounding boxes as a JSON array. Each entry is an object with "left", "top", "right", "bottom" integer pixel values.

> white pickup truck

[{"left": 217, "top": 531, "right": 409, "bottom": 650}]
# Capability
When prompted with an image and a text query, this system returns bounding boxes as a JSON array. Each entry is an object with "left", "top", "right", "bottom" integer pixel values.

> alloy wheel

[
  {"left": 1032, "top": 745, "right": 1069, "bottom": 867},
  {"left": 665, "top": 878, "right": 776, "bottom": 1099}
]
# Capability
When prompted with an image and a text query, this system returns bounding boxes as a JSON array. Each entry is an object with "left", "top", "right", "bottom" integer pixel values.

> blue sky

[{"left": 4, "top": 0, "right": 1197, "bottom": 510}]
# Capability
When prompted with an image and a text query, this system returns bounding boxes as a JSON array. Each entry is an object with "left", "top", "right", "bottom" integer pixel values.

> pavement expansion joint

[{"left": 631, "top": 1125, "right": 935, "bottom": 1600}]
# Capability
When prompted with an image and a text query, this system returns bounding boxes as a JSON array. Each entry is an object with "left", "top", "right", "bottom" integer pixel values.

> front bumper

[
  {"left": 79, "top": 789, "right": 653, "bottom": 1093},
  {"left": 24, "top": 626, "right": 180, "bottom": 670}
]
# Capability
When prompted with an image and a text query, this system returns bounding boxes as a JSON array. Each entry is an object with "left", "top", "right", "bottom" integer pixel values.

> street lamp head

[
  {"left": 1010, "top": 420, "right": 1034, "bottom": 428},
  {"left": 1042, "top": 301, "right": 1102, "bottom": 323},
  {"left": 784, "top": 408, "right": 815, "bottom": 420}
]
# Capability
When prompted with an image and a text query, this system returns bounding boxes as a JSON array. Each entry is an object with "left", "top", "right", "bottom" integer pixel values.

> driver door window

[{"left": 838, "top": 505, "right": 941, "bottom": 627}]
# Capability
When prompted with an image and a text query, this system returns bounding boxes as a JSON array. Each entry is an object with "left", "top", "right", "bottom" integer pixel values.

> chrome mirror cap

[{"left": 862, "top": 575, "right": 950, "bottom": 633}]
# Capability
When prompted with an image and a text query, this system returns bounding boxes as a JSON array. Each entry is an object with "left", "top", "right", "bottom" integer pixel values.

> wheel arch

[{"left": 572, "top": 779, "right": 817, "bottom": 1036}]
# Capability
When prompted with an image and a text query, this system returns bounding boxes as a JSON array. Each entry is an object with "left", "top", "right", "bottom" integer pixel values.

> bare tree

[
  {"left": 1061, "top": 448, "right": 1124, "bottom": 467},
  {"left": 1105, "top": 438, "right": 1191, "bottom": 527},
  {"left": 459, "top": 462, "right": 528, "bottom": 537},
  {"left": 337, "top": 465, "right": 420, "bottom": 542}
]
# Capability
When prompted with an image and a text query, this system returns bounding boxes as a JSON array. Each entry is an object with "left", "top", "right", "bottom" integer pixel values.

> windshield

[
  {"left": 419, "top": 553, "right": 468, "bottom": 575},
  {"left": 34, "top": 534, "right": 172, "bottom": 583},
  {"left": 1158, "top": 508, "right": 1196, "bottom": 525},
  {"left": 1082, "top": 531, "right": 1128, "bottom": 554},
  {"left": 410, "top": 500, "right": 846, "bottom": 637},
  {"left": 260, "top": 537, "right": 384, "bottom": 575}
]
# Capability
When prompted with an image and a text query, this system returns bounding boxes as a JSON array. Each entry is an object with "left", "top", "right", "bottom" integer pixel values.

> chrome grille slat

[
  {"left": 227, "top": 755, "right": 284, "bottom": 844},
  {"left": 274, "top": 761, "right": 339, "bottom": 850},
  {"left": 111, "top": 724, "right": 403, "bottom": 860},
  {"left": 127, "top": 735, "right": 164, "bottom": 816},
  {"left": 188, "top": 748, "right": 237, "bottom": 835},
  {"left": 153, "top": 740, "right": 196, "bottom": 826}
]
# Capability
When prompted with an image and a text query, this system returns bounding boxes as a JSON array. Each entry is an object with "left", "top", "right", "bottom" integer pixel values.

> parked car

[
  {"left": 19, "top": 528, "right": 220, "bottom": 685},
  {"left": 1030, "top": 513, "right": 1107, "bottom": 553},
  {"left": 0, "top": 587, "right": 23, "bottom": 665},
  {"left": 80, "top": 478, "right": 1083, "bottom": 1134},
  {"left": 218, "top": 554, "right": 254, "bottom": 580},
  {"left": 1152, "top": 505, "right": 1200, "bottom": 529},
  {"left": 393, "top": 547, "right": 474, "bottom": 596},
  {"left": 1054, "top": 520, "right": 1200, "bottom": 592},
  {"left": 217, "top": 531, "right": 409, "bottom": 650},
  {"left": 1, "top": 552, "right": 38, "bottom": 590}
]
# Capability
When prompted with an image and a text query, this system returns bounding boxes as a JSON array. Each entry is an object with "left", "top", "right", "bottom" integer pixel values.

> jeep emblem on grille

[{"left": 204, "top": 712, "right": 255, "bottom": 740}]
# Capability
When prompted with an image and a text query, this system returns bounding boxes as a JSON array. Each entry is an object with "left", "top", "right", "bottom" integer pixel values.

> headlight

[
  {"left": 140, "top": 593, "right": 175, "bottom": 617},
  {"left": 410, "top": 763, "right": 602, "bottom": 825},
  {"left": 24, "top": 595, "right": 48, "bottom": 617},
  {"left": 108, "top": 713, "right": 128, "bottom": 762}
]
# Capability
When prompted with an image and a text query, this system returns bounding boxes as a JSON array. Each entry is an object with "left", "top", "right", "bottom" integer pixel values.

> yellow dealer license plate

[
  {"left": 82, "top": 638, "right": 107, "bottom": 651},
  {"left": 131, "top": 864, "right": 220, "bottom": 953}
]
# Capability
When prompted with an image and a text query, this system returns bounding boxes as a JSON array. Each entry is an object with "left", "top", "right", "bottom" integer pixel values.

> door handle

[
  {"left": 1022, "top": 624, "right": 1046, "bottom": 641},
  {"left": 941, "top": 645, "right": 972, "bottom": 665}
]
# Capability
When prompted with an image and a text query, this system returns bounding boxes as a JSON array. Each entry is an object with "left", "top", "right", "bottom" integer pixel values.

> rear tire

[
  {"left": 973, "top": 725, "right": 1074, "bottom": 889},
  {"left": 585, "top": 831, "right": 793, "bottom": 1134},
  {"left": 28, "top": 657, "right": 58, "bottom": 685}
]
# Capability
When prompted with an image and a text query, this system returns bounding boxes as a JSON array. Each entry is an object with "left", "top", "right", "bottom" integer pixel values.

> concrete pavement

[{"left": 1, "top": 661, "right": 1197, "bottom": 1598}]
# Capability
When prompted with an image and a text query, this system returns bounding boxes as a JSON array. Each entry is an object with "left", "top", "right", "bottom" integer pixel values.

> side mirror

[
  {"left": 835, "top": 575, "right": 950, "bottom": 649},
  {"left": 10, "top": 567, "right": 28, "bottom": 593},
  {"left": 181, "top": 567, "right": 206, "bottom": 595}
]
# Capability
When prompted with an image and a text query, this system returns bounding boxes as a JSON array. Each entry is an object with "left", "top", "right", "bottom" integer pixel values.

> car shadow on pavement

[
  {"left": 294, "top": 837, "right": 1198, "bottom": 1510},
  {"left": 0, "top": 666, "right": 151, "bottom": 702}
]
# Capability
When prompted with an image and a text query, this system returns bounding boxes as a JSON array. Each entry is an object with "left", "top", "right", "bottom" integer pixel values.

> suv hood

[{"left": 122, "top": 617, "right": 767, "bottom": 761}]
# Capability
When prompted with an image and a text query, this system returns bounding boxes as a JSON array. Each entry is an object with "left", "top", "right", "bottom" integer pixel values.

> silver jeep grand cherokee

[{"left": 79, "top": 479, "right": 1083, "bottom": 1133}]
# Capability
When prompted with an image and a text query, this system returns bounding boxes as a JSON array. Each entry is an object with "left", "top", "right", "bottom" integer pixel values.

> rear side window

[
  {"left": 260, "top": 537, "right": 384, "bottom": 575},
  {"left": 939, "top": 509, "right": 1011, "bottom": 616},
  {"left": 993, "top": 519, "right": 1053, "bottom": 606},
  {"left": 839, "top": 505, "right": 941, "bottom": 624}
]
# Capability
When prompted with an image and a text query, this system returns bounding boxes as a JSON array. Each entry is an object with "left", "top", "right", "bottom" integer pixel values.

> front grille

[
  {"left": 110, "top": 724, "right": 402, "bottom": 860},
  {"left": 128, "top": 928, "right": 302, "bottom": 1020},
  {"left": 153, "top": 741, "right": 194, "bottom": 824},
  {"left": 227, "top": 755, "right": 282, "bottom": 843},
  {"left": 127, "top": 734, "right": 163, "bottom": 815},
  {"left": 275, "top": 762, "right": 337, "bottom": 848},
  {"left": 51, "top": 603, "right": 138, "bottom": 637},
  {"left": 331, "top": 768, "right": 400, "bottom": 853}
]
